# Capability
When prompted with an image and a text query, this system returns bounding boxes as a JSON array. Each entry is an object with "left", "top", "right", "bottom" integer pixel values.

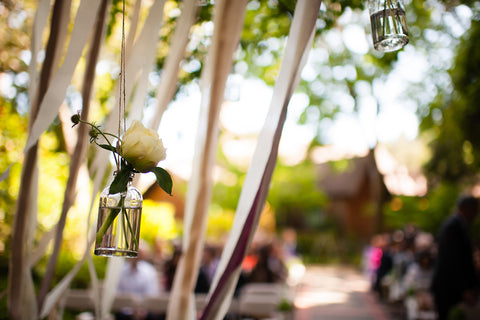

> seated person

[
  {"left": 247, "top": 243, "right": 287, "bottom": 284},
  {"left": 403, "top": 250, "right": 435, "bottom": 320},
  {"left": 116, "top": 241, "right": 162, "bottom": 320}
]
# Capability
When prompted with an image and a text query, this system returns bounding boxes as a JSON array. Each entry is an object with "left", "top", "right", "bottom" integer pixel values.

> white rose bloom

[{"left": 120, "top": 120, "right": 166, "bottom": 173}]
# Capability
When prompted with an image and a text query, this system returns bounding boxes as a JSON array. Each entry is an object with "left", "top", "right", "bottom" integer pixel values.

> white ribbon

[
  {"left": 200, "top": 1, "right": 322, "bottom": 319},
  {"left": 166, "top": 0, "right": 249, "bottom": 319},
  {"left": 149, "top": 0, "right": 199, "bottom": 130},
  {"left": 23, "top": 0, "right": 102, "bottom": 153}
]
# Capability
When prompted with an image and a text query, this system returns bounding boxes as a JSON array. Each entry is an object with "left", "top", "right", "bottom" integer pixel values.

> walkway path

[{"left": 293, "top": 265, "right": 394, "bottom": 320}]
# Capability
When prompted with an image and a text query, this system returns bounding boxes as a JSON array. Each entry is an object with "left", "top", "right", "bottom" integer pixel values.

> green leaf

[
  {"left": 99, "top": 144, "right": 117, "bottom": 153},
  {"left": 152, "top": 167, "right": 173, "bottom": 196},
  {"left": 109, "top": 168, "right": 131, "bottom": 194}
]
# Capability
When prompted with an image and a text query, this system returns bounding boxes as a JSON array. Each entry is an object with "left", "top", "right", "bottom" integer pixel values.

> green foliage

[
  {"left": 212, "top": 181, "right": 243, "bottom": 211},
  {"left": 211, "top": 154, "right": 327, "bottom": 233},
  {"left": 0, "top": 101, "right": 28, "bottom": 287},
  {"left": 105, "top": 0, "right": 124, "bottom": 39},
  {"left": 152, "top": 167, "right": 173, "bottom": 196},
  {"left": 109, "top": 163, "right": 135, "bottom": 194},
  {"left": 384, "top": 183, "right": 461, "bottom": 234},
  {"left": 277, "top": 298, "right": 294, "bottom": 312},
  {"left": 0, "top": 1, "right": 32, "bottom": 74},
  {"left": 47, "top": 251, "right": 108, "bottom": 289},
  {"left": 296, "top": 231, "right": 365, "bottom": 265},
  {"left": 240, "top": 1, "right": 293, "bottom": 85},
  {"left": 422, "top": 19, "right": 480, "bottom": 185},
  {"left": 206, "top": 204, "right": 236, "bottom": 242},
  {"left": 268, "top": 160, "right": 327, "bottom": 229}
]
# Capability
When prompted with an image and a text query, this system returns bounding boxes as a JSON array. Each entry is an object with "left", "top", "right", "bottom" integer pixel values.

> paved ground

[{"left": 292, "top": 265, "right": 396, "bottom": 320}]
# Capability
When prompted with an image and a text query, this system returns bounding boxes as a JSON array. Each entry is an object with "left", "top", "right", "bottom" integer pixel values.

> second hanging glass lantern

[{"left": 368, "top": 0, "right": 409, "bottom": 52}]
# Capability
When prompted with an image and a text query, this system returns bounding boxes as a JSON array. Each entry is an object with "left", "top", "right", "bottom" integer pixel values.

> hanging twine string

[
  {"left": 122, "top": 0, "right": 126, "bottom": 133},
  {"left": 117, "top": 0, "right": 127, "bottom": 171}
]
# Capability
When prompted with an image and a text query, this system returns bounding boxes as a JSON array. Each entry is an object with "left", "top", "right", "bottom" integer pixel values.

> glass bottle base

[
  {"left": 374, "top": 35, "right": 409, "bottom": 52},
  {"left": 94, "top": 248, "right": 138, "bottom": 258}
]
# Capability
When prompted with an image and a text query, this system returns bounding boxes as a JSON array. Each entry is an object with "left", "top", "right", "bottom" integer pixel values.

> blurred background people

[
  {"left": 116, "top": 241, "right": 162, "bottom": 320},
  {"left": 247, "top": 242, "right": 287, "bottom": 284},
  {"left": 403, "top": 249, "right": 435, "bottom": 320},
  {"left": 373, "top": 233, "right": 393, "bottom": 301},
  {"left": 430, "top": 195, "right": 479, "bottom": 320}
]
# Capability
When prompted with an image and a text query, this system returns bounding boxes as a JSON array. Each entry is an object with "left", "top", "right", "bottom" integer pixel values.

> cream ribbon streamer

[
  {"left": 22, "top": 0, "right": 102, "bottom": 154},
  {"left": 166, "top": 0, "right": 249, "bottom": 319},
  {"left": 20, "top": 2, "right": 50, "bottom": 317},
  {"left": 149, "top": 0, "right": 199, "bottom": 130},
  {"left": 125, "top": 0, "right": 166, "bottom": 122},
  {"left": 27, "top": 0, "right": 51, "bottom": 110},
  {"left": 200, "top": 1, "right": 322, "bottom": 319}
]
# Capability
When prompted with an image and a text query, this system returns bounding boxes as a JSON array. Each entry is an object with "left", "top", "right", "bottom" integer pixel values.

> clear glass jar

[
  {"left": 94, "top": 177, "right": 143, "bottom": 257},
  {"left": 369, "top": 0, "right": 409, "bottom": 52}
]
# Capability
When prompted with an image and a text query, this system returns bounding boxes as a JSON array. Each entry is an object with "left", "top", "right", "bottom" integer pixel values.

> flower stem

[
  {"left": 121, "top": 206, "right": 129, "bottom": 248},
  {"left": 383, "top": 0, "right": 400, "bottom": 36},
  {"left": 123, "top": 209, "right": 139, "bottom": 250},
  {"left": 95, "top": 196, "right": 124, "bottom": 245},
  {"left": 78, "top": 118, "right": 122, "bottom": 169},
  {"left": 78, "top": 119, "right": 120, "bottom": 147}
]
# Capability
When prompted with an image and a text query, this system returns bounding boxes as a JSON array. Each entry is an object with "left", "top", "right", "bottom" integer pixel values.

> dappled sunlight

[
  {"left": 292, "top": 266, "right": 394, "bottom": 319},
  {"left": 294, "top": 266, "right": 371, "bottom": 309},
  {"left": 286, "top": 261, "right": 306, "bottom": 286},
  {"left": 295, "top": 291, "right": 349, "bottom": 309}
]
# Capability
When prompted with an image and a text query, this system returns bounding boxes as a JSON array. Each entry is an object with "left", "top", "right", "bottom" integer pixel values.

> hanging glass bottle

[
  {"left": 369, "top": 0, "right": 409, "bottom": 52},
  {"left": 94, "top": 173, "right": 143, "bottom": 257}
]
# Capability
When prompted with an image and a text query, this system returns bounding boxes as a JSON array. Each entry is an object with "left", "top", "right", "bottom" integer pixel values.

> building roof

[
  {"left": 313, "top": 144, "right": 427, "bottom": 197},
  {"left": 316, "top": 148, "right": 386, "bottom": 198}
]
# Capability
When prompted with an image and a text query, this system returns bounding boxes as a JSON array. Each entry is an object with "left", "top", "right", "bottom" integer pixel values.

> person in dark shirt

[
  {"left": 372, "top": 233, "right": 393, "bottom": 301},
  {"left": 430, "top": 195, "right": 479, "bottom": 320}
]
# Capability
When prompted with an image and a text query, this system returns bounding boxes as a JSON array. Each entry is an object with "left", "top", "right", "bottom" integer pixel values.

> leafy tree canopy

[{"left": 422, "top": 18, "right": 480, "bottom": 185}]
